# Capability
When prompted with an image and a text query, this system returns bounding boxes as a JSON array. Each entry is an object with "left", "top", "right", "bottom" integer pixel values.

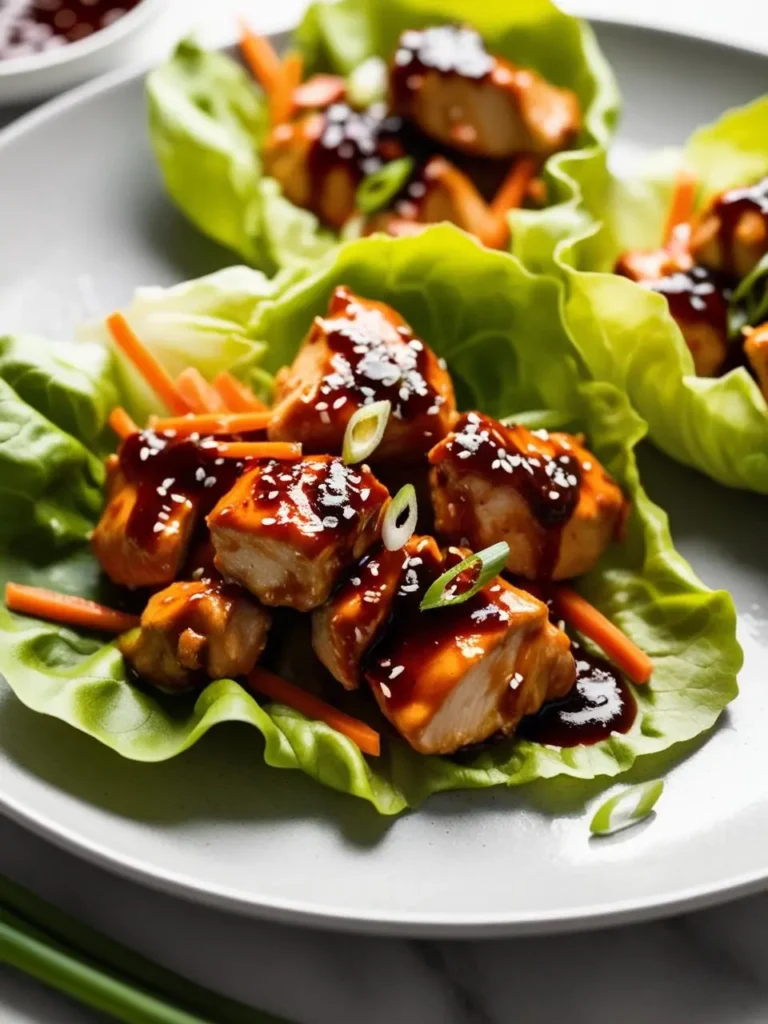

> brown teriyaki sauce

[
  {"left": 647, "top": 264, "right": 732, "bottom": 333},
  {"left": 390, "top": 24, "right": 495, "bottom": 108},
  {"left": 361, "top": 540, "right": 510, "bottom": 711},
  {"left": 711, "top": 174, "right": 768, "bottom": 268},
  {"left": 519, "top": 640, "right": 636, "bottom": 747},
  {"left": 117, "top": 430, "right": 245, "bottom": 552},
  {"left": 431, "top": 412, "right": 582, "bottom": 578},
  {"left": 307, "top": 102, "right": 407, "bottom": 190},
  {"left": 0, "top": 0, "right": 143, "bottom": 60},
  {"left": 304, "top": 286, "right": 448, "bottom": 431}
]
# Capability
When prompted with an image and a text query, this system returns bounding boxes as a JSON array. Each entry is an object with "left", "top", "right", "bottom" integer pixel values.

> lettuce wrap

[
  {"left": 552, "top": 97, "right": 768, "bottom": 494},
  {"left": 146, "top": 0, "right": 618, "bottom": 276},
  {"left": 0, "top": 228, "right": 740, "bottom": 815}
]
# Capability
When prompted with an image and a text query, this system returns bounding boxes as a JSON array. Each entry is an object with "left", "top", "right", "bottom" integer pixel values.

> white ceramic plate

[{"left": 0, "top": 22, "right": 766, "bottom": 938}]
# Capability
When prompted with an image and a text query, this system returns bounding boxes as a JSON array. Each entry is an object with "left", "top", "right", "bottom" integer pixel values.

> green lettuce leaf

[
  {"left": 0, "top": 228, "right": 740, "bottom": 814},
  {"left": 555, "top": 97, "right": 768, "bottom": 493},
  {"left": 76, "top": 265, "right": 296, "bottom": 421},
  {"left": 146, "top": 0, "right": 618, "bottom": 274}
]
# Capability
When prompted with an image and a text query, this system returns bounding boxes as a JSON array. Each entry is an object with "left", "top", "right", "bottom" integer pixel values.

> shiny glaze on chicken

[
  {"left": 429, "top": 412, "right": 625, "bottom": 580},
  {"left": 269, "top": 286, "right": 456, "bottom": 459}
]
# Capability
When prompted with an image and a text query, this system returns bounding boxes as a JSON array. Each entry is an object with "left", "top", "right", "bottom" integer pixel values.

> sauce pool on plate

[{"left": 0, "top": 0, "right": 143, "bottom": 60}]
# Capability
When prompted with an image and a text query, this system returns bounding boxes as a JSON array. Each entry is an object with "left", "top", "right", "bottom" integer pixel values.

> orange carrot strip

[
  {"left": 153, "top": 411, "right": 272, "bottom": 436},
  {"left": 239, "top": 21, "right": 283, "bottom": 96},
  {"left": 553, "top": 586, "right": 653, "bottom": 685},
  {"left": 175, "top": 368, "right": 228, "bottom": 414},
  {"left": 483, "top": 157, "right": 538, "bottom": 249},
  {"left": 663, "top": 169, "right": 698, "bottom": 248},
  {"left": 271, "top": 51, "right": 304, "bottom": 125},
  {"left": 293, "top": 73, "right": 345, "bottom": 110},
  {"left": 108, "top": 407, "right": 139, "bottom": 440},
  {"left": 213, "top": 441, "right": 301, "bottom": 460},
  {"left": 105, "top": 313, "right": 191, "bottom": 416},
  {"left": 247, "top": 667, "right": 380, "bottom": 757},
  {"left": 490, "top": 157, "right": 537, "bottom": 219},
  {"left": 5, "top": 583, "right": 140, "bottom": 634},
  {"left": 213, "top": 371, "right": 268, "bottom": 412}
]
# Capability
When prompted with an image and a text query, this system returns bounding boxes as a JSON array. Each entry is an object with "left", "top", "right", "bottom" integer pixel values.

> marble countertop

[{"left": 3, "top": 2, "right": 768, "bottom": 1021}]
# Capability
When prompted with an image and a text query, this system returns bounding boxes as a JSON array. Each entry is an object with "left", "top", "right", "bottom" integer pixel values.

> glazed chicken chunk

[
  {"left": 429, "top": 412, "right": 625, "bottom": 580},
  {"left": 390, "top": 25, "right": 580, "bottom": 160},
  {"left": 119, "top": 577, "right": 271, "bottom": 692},
  {"left": 264, "top": 103, "right": 404, "bottom": 230},
  {"left": 268, "top": 286, "right": 456, "bottom": 460},
  {"left": 313, "top": 535, "right": 575, "bottom": 754},
  {"left": 207, "top": 455, "right": 390, "bottom": 612},
  {"left": 93, "top": 446, "right": 198, "bottom": 590},
  {"left": 744, "top": 323, "right": 768, "bottom": 401},
  {"left": 690, "top": 175, "right": 768, "bottom": 280},
  {"left": 615, "top": 250, "right": 730, "bottom": 377}
]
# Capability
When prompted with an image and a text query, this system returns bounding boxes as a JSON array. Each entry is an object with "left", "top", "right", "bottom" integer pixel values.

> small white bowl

[{"left": 0, "top": 0, "right": 167, "bottom": 105}]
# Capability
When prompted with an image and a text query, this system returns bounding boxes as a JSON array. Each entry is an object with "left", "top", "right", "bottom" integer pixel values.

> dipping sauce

[{"left": 0, "top": 0, "right": 142, "bottom": 61}]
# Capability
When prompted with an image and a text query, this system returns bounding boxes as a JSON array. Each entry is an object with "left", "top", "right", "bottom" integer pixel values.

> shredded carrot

[
  {"left": 293, "top": 73, "right": 345, "bottom": 110},
  {"left": 152, "top": 411, "right": 272, "bottom": 436},
  {"left": 108, "top": 407, "right": 139, "bottom": 440},
  {"left": 212, "top": 441, "right": 301, "bottom": 460},
  {"left": 5, "top": 583, "right": 140, "bottom": 634},
  {"left": 271, "top": 50, "right": 304, "bottom": 125},
  {"left": 490, "top": 157, "right": 537, "bottom": 220},
  {"left": 105, "top": 313, "right": 191, "bottom": 416},
  {"left": 553, "top": 586, "right": 653, "bottom": 685},
  {"left": 175, "top": 368, "right": 228, "bottom": 414},
  {"left": 247, "top": 667, "right": 381, "bottom": 756},
  {"left": 482, "top": 157, "right": 538, "bottom": 249},
  {"left": 663, "top": 168, "right": 698, "bottom": 253},
  {"left": 213, "top": 371, "right": 268, "bottom": 412},
  {"left": 239, "top": 21, "right": 283, "bottom": 96}
]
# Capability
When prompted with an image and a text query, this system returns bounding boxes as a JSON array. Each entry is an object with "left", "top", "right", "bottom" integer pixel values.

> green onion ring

[
  {"left": 346, "top": 56, "right": 388, "bottom": 109},
  {"left": 420, "top": 541, "right": 510, "bottom": 611},
  {"left": 342, "top": 399, "right": 391, "bottom": 465},
  {"left": 382, "top": 484, "right": 418, "bottom": 551},
  {"left": 356, "top": 157, "right": 415, "bottom": 215},
  {"left": 590, "top": 780, "right": 664, "bottom": 836}
]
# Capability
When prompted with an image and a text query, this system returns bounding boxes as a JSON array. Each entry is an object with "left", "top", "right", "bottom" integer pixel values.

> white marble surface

[{"left": 2, "top": 2, "right": 768, "bottom": 1022}]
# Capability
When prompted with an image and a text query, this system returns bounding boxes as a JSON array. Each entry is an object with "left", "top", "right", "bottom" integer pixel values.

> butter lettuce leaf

[
  {"left": 147, "top": 0, "right": 618, "bottom": 274},
  {"left": 555, "top": 97, "right": 768, "bottom": 493},
  {"left": 0, "top": 229, "right": 740, "bottom": 814}
]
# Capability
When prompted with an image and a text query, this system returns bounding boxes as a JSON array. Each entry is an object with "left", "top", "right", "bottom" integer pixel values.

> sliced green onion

[
  {"left": 356, "top": 157, "right": 415, "bottom": 215},
  {"left": 500, "top": 409, "right": 573, "bottom": 430},
  {"left": 342, "top": 399, "right": 391, "bottom": 464},
  {"left": 590, "top": 780, "right": 664, "bottom": 836},
  {"left": 420, "top": 541, "right": 509, "bottom": 612},
  {"left": 346, "top": 56, "right": 388, "bottom": 109},
  {"left": 382, "top": 484, "right": 418, "bottom": 551},
  {"left": 728, "top": 250, "right": 768, "bottom": 336}
]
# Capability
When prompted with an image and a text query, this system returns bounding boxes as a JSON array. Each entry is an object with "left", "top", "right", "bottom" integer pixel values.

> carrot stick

[
  {"left": 212, "top": 371, "right": 268, "bottom": 412},
  {"left": 212, "top": 441, "right": 301, "bottom": 460},
  {"left": 152, "top": 411, "right": 272, "bottom": 436},
  {"left": 108, "top": 407, "right": 139, "bottom": 440},
  {"left": 239, "top": 21, "right": 283, "bottom": 96},
  {"left": 246, "top": 667, "right": 381, "bottom": 756},
  {"left": 271, "top": 51, "right": 304, "bottom": 125},
  {"left": 105, "top": 313, "right": 191, "bottom": 416},
  {"left": 663, "top": 168, "right": 698, "bottom": 252},
  {"left": 482, "top": 156, "right": 538, "bottom": 249},
  {"left": 5, "top": 583, "right": 140, "bottom": 634},
  {"left": 293, "top": 73, "right": 345, "bottom": 110},
  {"left": 553, "top": 586, "right": 653, "bottom": 685},
  {"left": 175, "top": 368, "right": 228, "bottom": 414},
  {"left": 490, "top": 157, "right": 537, "bottom": 219}
]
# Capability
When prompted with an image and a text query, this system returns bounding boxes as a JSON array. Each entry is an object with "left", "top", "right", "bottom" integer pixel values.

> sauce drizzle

[{"left": 518, "top": 642, "right": 636, "bottom": 747}]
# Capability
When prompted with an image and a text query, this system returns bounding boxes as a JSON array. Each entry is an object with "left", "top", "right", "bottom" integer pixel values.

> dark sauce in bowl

[{"left": 0, "top": 0, "right": 143, "bottom": 61}]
